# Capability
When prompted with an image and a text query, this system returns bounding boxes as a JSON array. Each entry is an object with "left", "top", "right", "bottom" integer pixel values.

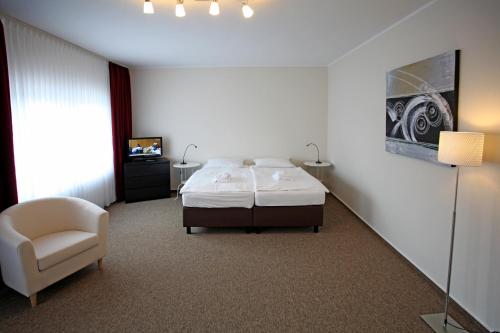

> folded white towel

[
  {"left": 213, "top": 172, "right": 232, "bottom": 183},
  {"left": 272, "top": 170, "right": 294, "bottom": 182}
]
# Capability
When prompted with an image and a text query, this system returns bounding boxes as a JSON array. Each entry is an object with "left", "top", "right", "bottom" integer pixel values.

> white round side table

[
  {"left": 303, "top": 161, "right": 331, "bottom": 182},
  {"left": 173, "top": 162, "right": 200, "bottom": 199}
]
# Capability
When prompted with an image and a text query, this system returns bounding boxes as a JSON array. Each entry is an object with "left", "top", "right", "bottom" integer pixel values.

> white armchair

[{"left": 0, "top": 197, "right": 108, "bottom": 307}]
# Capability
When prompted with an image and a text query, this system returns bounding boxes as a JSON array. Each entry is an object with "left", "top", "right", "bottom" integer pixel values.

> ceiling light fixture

[
  {"left": 142, "top": 0, "right": 253, "bottom": 18},
  {"left": 209, "top": 0, "right": 220, "bottom": 16},
  {"left": 176, "top": 0, "right": 186, "bottom": 17},
  {"left": 241, "top": 1, "right": 254, "bottom": 18},
  {"left": 143, "top": 0, "right": 154, "bottom": 14}
]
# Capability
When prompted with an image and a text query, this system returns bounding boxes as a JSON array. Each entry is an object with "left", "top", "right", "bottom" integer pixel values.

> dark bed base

[
  {"left": 183, "top": 207, "right": 253, "bottom": 234},
  {"left": 183, "top": 205, "right": 323, "bottom": 234},
  {"left": 253, "top": 205, "right": 324, "bottom": 233}
]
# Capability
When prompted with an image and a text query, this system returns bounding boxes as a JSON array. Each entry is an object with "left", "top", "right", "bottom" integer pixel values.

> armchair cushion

[{"left": 32, "top": 231, "right": 99, "bottom": 271}]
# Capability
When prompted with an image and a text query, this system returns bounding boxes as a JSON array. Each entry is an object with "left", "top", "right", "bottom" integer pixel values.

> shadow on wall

[{"left": 322, "top": 164, "right": 335, "bottom": 190}]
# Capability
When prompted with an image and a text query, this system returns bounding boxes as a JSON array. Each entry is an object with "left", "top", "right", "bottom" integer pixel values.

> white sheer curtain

[{"left": 3, "top": 17, "right": 116, "bottom": 207}]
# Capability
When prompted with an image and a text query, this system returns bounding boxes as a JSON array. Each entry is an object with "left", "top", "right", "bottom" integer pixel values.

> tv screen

[{"left": 128, "top": 137, "right": 162, "bottom": 159}]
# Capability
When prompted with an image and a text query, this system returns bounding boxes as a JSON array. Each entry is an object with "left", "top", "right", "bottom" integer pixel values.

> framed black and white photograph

[{"left": 385, "top": 50, "right": 460, "bottom": 163}]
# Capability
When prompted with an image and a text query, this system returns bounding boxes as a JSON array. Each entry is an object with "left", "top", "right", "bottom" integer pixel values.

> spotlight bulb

[
  {"left": 242, "top": 4, "right": 254, "bottom": 18},
  {"left": 209, "top": 0, "right": 220, "bottom": 16},
  {"left": 143, "top": 0, "right": 154, "bottom": 14},
  {"left": 176, "top": 2, "right": 186, "bottom": 17}
]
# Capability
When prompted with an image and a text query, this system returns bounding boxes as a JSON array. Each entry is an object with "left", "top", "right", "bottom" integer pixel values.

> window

[{"left": 4, "top": 17, "right": 115, "bottom": 207}]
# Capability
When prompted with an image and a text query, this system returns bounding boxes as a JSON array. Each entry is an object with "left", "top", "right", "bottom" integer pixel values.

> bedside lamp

[
  {"left": 421, "top": 131, "right": 484, "bottom": 333},
  {"left": 181, "top": 144, "right": 198, "bottom": 165},
  {"left": 306, "top": 143, "right": 322, "bottom": 164}
]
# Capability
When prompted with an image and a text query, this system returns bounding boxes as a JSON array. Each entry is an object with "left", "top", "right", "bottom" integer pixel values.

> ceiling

[{"left": 0, "top": 0, "right": 431, "bottom": 68}]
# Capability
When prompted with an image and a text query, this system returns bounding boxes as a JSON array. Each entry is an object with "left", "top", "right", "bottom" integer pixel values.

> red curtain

[
  {"left": 0, "top": 21, "right": 18, "bottom": 212},
  {"left": 109, "top": 62, "right": 132, "bottom": 202}
]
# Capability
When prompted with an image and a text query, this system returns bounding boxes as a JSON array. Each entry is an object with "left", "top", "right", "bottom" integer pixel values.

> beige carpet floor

[{"left": 0, "top": 195, "right": 486, "bottom": 332}]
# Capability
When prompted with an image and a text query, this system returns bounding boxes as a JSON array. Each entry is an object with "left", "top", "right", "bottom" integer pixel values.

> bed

[
  {"left": 180, "top": 161, "right": 254, "bottom": 234},
  {"left": 251, "top": 160, "right": 329, "bottom": 233}
]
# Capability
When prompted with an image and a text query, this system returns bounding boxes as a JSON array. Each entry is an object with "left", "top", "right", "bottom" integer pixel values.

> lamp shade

[{"left": 438, "top": 131, "right": 484, "bottom": 166}]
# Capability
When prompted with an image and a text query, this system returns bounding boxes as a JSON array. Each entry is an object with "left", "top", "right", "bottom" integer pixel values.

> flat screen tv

[{"left": 127, "top": 137, "right": 163, "bottom": 160}]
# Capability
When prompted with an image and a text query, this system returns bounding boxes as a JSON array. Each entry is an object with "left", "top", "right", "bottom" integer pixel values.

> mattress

[
  {"left": 182, "top": 192, "right": 254, "bottom": 209},
  {"left": 180, "top": 166, "right": 254, "bottom": 208},
  {"left": 254, "top": 190, "right": 325, "bottom": 206},
  {"left": 251, "top": 167, "right": 329, "bottom": 207}
]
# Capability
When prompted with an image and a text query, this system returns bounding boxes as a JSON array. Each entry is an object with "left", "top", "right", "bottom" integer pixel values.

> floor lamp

[{"left": 421, "top": 131, "right": 484, "bottom": 333}]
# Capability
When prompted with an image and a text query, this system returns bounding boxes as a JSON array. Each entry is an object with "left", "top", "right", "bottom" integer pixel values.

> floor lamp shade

[{"left": 438, "top": 132, "right": 484, "bottom": 166}]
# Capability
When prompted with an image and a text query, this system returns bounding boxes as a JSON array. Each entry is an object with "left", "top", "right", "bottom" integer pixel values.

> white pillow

[
  {"left": 205, "top": 158, "right": 245, "bottom": 168},
  {"left": 253, "top": 158, "right": 295, "bottom": 168}
]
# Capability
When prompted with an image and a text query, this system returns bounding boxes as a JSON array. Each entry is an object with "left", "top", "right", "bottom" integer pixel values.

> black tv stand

[
  {"left": 123, "top": 158, "right": 170, "bottom": 203},
  {"left": 129, "top": 157, "right": 161, "bottom": 162}
]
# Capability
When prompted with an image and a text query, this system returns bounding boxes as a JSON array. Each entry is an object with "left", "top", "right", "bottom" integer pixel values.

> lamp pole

[
  {"left": 306, "top": 143, "right": 321, "bottom": 164},
  {"left": 181, "top": 144, "right": 198, "bottom": 164},
  {"left": 443, "top": 166, "right": 460, "bottom": 326}
]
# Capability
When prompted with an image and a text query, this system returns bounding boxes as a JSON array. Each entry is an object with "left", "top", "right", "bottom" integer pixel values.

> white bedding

[
  {"left": 251, "top": 167, "right": 329, "bottom": 192},
  {"left": 254, "top": 190, "right": 326, "bottom": 206},
  {"left": 182, "top": 192, "right": 254, "bottom": 209},
  {"left": 180, "top": 167, "right": 254, "bottom": 208},
  {"left": 251, "top": 167, "right": 329, "bottom": 206}
]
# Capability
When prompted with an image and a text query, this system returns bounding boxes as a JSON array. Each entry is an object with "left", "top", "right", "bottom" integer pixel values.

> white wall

[
  {"left": 131, "top": 67, "right": 328, "bottom": 187},
  {"left": 327, "top": 0, "right": 500, "bottom": 330}
]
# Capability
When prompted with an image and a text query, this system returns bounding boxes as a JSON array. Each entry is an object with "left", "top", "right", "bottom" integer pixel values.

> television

[{"left": 127, "top": 137, "right": 163, "bottom": 160}]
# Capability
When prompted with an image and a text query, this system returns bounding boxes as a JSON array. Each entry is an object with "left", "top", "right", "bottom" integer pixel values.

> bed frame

[
  {"left": 183, "top": 207, "right": 253, "bottom": 234},
  {"left": 183, "top": 205, "right": 323, "bottom": 234},
  {"left": 253, "top": 205, "right": 323, "bottom": 233}
]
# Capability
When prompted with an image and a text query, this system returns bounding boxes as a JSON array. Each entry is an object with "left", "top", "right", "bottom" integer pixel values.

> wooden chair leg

[
  {"left": 29, "top": 294, "right": 37, "bottom": 307},
  {"left": 98, "top": 258, "right": 104, "bottom": 272}
]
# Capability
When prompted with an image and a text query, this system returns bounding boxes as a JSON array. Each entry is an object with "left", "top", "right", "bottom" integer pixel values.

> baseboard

[{"left": 328, "top": 192, "right": 491, "bottom": 333}]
